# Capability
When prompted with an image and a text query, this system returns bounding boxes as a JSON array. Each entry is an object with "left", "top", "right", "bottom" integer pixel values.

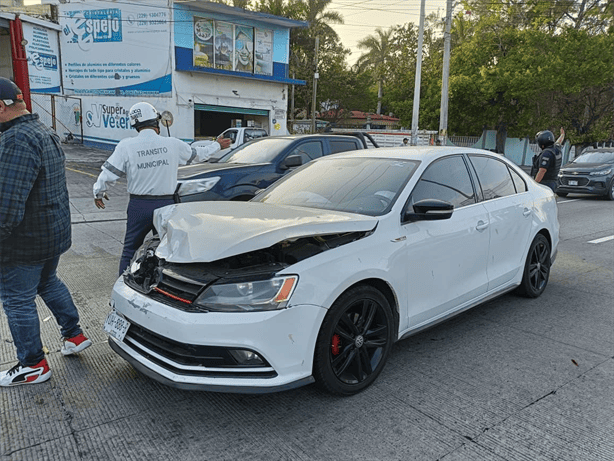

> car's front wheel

[
  {"left": 313, "top": 286, "right": 395, "bottom": 396},
  {"left": 517, "top": 234, "right": 551, "bottom": 298},
  {"left": 607, "top": 179, "right": 614, "bottom": 201},
  {"left": 556, "top": 192, "right": 568, "bottom": 197}
]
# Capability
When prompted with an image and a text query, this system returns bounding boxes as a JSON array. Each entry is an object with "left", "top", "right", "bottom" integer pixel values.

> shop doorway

[{"left": 193, "top": 104, "right": 268, "bottom": 139}]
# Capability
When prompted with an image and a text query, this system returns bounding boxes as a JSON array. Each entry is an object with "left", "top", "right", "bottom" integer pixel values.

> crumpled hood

[{"left": 153, "top": 202, "right": 378, "bottom": 263}]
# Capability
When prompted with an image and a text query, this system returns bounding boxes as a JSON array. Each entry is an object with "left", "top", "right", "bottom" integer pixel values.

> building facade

[{"left": 2, "top": 0, "right": 305, "bottom": 149}]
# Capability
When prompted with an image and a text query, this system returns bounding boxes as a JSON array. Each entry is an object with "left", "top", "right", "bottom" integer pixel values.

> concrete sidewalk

[
  {"left": 62, "top": 142, "right": 129, "bottom": 224},
  {"left": 62, "top": 141, "right": 111, "bottom": 165}
]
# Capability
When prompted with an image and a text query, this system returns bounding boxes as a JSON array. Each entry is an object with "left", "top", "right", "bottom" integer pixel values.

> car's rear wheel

[
  {"left": 517, "top": 234, "right": 551, "bottom": 298},
  {"left": 313, "top": 286, "right": 395, "bottom": 396}
]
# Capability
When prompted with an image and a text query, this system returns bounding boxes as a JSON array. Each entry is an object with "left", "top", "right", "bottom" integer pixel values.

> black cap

[{"left": 0, "top": 78, "right": 24, "bottom": 104}]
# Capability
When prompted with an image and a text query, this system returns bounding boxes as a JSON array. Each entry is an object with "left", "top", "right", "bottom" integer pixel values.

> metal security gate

[{"left": 31, "top": 93, "right": 84, "bottom": 143}]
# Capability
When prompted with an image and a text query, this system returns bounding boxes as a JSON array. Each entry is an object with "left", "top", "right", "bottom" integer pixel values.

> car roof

[
  {"left": 259, "top": 134, "right": 364, "bottom": 141},
  {"left": 324, "top": 146, "right": 500, "bottom": 163}
]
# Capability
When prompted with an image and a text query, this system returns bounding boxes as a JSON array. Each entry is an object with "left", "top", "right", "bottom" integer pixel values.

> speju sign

[{"left": 59, "top": 1, "right": 172, "bottom": 97}]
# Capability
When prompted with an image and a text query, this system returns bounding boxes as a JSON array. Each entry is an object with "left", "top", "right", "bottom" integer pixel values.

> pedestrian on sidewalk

[
  {"left": 399, "top": 137, "right": 409, "bottom": 147},
  {"left": 0, "top": 78, "right": 91, "bottom": 387},
  {"left": 532, "top": 127, "right": 565, "bottom": 193},
  {"left": 93, "top": 102, "right": 231, "bottom": 275}
]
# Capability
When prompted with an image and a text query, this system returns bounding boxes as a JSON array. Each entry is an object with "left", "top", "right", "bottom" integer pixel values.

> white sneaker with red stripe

[
  {"left": 0, "top": 359, "right": 52, "bottom": 387},
  {"left": 61, "top": 333, "right": 92, "bottom": 356}
]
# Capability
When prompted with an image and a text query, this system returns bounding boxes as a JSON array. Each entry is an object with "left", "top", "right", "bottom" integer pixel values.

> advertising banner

[
  {"left": 59, "top": 1, "right": 171, "bottom": 97},
  {"left": 234, "top": 26, "right": 253, "bottom": 73},
  {"left": 255, "top": 28, "right": 273, "bottom": 76},
  {"left": 193, "top": 18, "right": 214, "bottom": 68},
  {"left": 22, "top": 22, "right": 61, "bottom": 93},
  {"left": 214, "top": 22, "right": 233, "bottom": 70}
]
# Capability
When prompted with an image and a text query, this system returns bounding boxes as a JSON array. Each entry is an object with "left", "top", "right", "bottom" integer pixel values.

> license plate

[
  {"left": 103, "top": 310, "right": 130, "bottom": 342},
  {"left": 569, "top": 180, "right": 578, "bottom": 186}
]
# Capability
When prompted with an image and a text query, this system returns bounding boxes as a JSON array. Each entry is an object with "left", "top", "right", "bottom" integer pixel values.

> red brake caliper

[{"left": 331, "top": 334, "right": 341, "bottom": 355}]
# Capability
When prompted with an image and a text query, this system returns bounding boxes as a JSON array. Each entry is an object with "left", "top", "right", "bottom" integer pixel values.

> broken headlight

[{"left": 193, "top": 275, "right": 298, "bottom": 312}]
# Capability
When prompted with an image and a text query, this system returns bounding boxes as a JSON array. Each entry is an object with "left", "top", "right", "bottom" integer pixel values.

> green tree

[
  {"left": 356, "top": 27, "right": 394, "bottom": 115},
  {"left": 253, "top": 0, "right": 348, "bottom": 122},
  {"left": 445, "top": 2, "right": 614, "bottom": 141}
]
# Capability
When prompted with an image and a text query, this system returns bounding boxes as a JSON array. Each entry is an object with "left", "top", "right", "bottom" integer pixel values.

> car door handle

[
  {"left": 476, "top": 221, "right": 489, "bottom": 231},
  {"left": 523, "top": 208, "right": 532, "bottom": 217}
]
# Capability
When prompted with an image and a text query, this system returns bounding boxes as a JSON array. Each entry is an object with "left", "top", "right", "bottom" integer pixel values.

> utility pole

[
  {"left": 311, "top": 36, "right": 319, "bottom": 134},
  {"left": 411, "top": 0, "right": 425, "bottom": 145},
  {"left": 439, "top": 0, "right": 453, "bottom": 145},
  {"left": 290, "top": 71, "right": 295, "bottom": 133}
]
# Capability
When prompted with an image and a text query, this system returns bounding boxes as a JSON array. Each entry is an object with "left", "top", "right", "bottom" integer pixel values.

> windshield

[
  {"left": 572, "top": 151, "right": 614, "bottom": 164},
  {"left": 218, "top": 138, "right": 295, "bottom": 164},
  {"left": 254, "top": 157, "right": 420, "bottom": 216}
]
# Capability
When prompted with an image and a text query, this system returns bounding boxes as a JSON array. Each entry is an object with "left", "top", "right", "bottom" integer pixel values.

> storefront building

[{"left": 3, "top": 1, "right": 306, "bottom": 149}]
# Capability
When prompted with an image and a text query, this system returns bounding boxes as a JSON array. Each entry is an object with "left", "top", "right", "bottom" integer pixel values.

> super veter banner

[{"left": 59, "top": 0, "right": 172, "bottom": 97}]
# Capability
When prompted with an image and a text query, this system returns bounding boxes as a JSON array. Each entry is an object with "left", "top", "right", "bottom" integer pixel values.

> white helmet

[{"left": 129, "top": 102, "right": 160, "bottom": 129}]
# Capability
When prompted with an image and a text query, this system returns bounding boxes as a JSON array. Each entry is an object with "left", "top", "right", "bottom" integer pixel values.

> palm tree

[{"left": 356, "top": 27, "right": 393, "bottom": 115}]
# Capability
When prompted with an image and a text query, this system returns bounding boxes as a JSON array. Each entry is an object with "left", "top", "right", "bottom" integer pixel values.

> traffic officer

[
  {"left": 93, "top": 102, "right": 231, "bottom": 275},
  {"left": 533, "top": 127, "right": 565, "bottom": 193}
]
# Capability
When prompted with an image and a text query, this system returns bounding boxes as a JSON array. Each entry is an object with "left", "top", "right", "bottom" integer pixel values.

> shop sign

[
  {"left": 59, "top": 1, "right": 172, "bottom": 96},
  {"left": 22, "top": 22, "right": 61, "bottom": 93}
]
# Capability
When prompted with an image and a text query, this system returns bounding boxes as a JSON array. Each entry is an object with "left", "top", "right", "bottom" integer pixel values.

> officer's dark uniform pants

[
  {"left": 119, "top": 195, "right": 174, "bottom": 275},
  {"left": 541, "top": 180, "right": 558, "bottom": 193}
]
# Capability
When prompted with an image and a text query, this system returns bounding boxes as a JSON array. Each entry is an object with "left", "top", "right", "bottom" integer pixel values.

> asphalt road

[{"left": 1, "top": 146, "right": 612, "bottom": 461}]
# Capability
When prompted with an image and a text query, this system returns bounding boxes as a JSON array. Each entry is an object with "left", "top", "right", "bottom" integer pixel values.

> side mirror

[
  {"left": 404, "top": 199, "right": 454, "bottom": 222},
  {"left": 280, "top": 155, "right": 303, "bottom": 170}
]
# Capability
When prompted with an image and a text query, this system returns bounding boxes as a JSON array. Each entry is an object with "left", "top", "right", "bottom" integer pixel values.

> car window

[
  {"left": 255, "top": 158, "right": 419, "bottom": 216},
  {"left": 408, "top": 155, "right": 476, "bottom": 209},
  {"left": 288, "top": 141, "right": 324, "bottom": 163},
  {"left": 469, "top": 155, "right": 516, "bottom": 200},
  {"left": 244, "top": 129, "right": 267, "bottom": 142},
  {"left": 220, "top": 138, "right": 295, "bottom": 164},
  {"left": 573, "top": 151, "right": 614, "bottom": 164},
  {"left": 509, "top": 167, "right": 527, "bottom": 193},
  {"left": 224, "top": 130, "right": 238, "bottom": 142},
  {"left": 329, "top": 140, "right": 360, "bottom": 154}
]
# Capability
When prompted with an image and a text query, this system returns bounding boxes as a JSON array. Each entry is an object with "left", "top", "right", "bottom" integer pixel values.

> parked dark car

[
  {"left": 176, "top": 133, "right": 378, "bottom": 202},
  {"left": 557, "top": 148, "right": 614, "bottom": 200}
]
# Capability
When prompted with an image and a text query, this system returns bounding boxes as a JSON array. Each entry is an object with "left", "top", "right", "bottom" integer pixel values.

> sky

[
  {"left": 22, "top": 0, "right": 449, "bottom": 66},
  {"left": 327, "top": 0, "right": 450, "bottom": 65}
]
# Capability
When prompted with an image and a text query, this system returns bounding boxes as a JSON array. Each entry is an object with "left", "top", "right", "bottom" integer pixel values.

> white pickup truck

[{"left": 191, "top": 127, "right": 268, "bottom": 161}]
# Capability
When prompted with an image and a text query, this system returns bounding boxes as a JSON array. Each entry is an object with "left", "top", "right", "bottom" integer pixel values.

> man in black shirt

[{"left": 533, "top": 128, "right": 565, "bottom": 192}]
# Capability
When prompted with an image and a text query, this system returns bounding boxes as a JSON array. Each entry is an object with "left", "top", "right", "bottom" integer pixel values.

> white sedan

[{"left": 104, "top": 147, "right": 559, "bottom": 395}]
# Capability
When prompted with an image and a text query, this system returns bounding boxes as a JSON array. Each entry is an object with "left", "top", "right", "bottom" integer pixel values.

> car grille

[
  {"left": 123, "top": 319, "right": 277, "bottom": 378},
  {"left": 560, "top": 176, "right": 589, "bottom": 186},
  {"left": 126, "top": 267, "right": 211, "bottom": 313}
]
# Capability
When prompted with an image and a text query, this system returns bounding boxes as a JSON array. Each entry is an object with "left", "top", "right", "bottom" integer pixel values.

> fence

[
  {"left": 330, "top": 128, "right": 437, "bottom": 147},
  {"left": 31, "top": 93, "right": 83, "bottom": 143}
]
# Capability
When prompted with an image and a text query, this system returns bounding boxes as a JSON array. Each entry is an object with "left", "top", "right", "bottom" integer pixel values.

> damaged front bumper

[{"left": 108, "top": 277, "right": 326, "bottom": 393}]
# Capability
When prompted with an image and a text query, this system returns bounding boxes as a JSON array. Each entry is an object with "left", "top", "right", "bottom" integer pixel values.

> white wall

[
  {"left": 65, "top": 72, "right": 289, "bottom": 148},
  {"left": 173, "top": 71, "right": 288, "bottom": 138}
]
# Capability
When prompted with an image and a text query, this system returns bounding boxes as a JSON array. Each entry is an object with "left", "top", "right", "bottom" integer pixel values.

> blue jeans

[
  {"left": 119, "top": 197, "right": 174, "bottom": 275},
  {"left": 0, "top": 256, "right": 83, "bottom": 366}
]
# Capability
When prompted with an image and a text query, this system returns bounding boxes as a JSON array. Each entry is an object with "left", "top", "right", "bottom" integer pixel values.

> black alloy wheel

[
  {"left": 313, "top": 286, "right": 395, "bottom": 396},
  {"left": 517, "top": 234, "right": 551, "bottom": 298},
  {"left": 607, "top": 179, "right": 614, "bottom": 201},
  {"left": 556, "top": 192, "right": 568, "bottom": 197}
]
